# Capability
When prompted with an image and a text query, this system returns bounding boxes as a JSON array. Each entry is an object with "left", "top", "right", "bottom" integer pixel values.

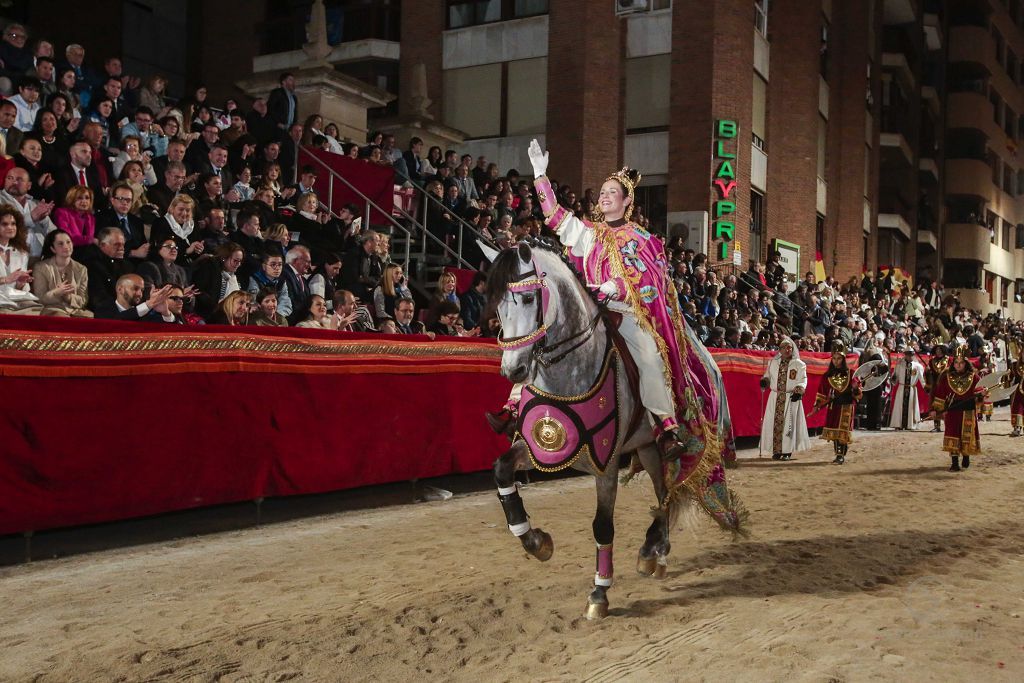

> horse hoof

[
  {"left": 585, "top": 600, "right": 609, "bottom": 620},
  {"left": 529, "top": 529, "right": 554, "bottom": 562},
  {"left": 653, "top": 562, "right": 667, "bottom": 579},
  {"left": 637, "top": 553, "right": 657, "bottom": 577}
]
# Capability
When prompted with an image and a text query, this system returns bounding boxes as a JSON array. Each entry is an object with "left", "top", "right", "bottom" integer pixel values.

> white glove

[
  {"left": 528, "top": 139, "right": 548, "bottom": 178},
  {"left": 599, "top": 280, "right": 619, "bottom": 300}
]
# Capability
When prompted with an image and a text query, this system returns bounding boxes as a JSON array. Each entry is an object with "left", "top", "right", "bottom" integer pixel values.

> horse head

[{"left": 487, "top": 240, "right": 595, "bottom": 385}]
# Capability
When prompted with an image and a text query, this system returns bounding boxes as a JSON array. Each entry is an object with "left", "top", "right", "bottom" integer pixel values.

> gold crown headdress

[
  {"left": 831, "top": 341, "right": 847, "bottom": 355},
  {"left": 953, "top": 344, "right": 968, "bottom": 361}
]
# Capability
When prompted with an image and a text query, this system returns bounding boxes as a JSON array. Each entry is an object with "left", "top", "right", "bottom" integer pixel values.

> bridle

[{"left": 496, "top": 256, "right": 602, "bottom": 368}]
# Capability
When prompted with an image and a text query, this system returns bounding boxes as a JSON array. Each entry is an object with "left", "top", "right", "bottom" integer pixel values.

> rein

[{"left": 496, "top": 258, "right": 602, "bottom": 368}]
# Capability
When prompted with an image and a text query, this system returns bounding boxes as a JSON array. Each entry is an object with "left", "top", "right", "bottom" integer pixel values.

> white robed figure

[
  {"left": 888, "top": 347, "right": 924, "bottom": 430},
  {"left": 759, "top": 338, "right": 811, "bottom": 460}
]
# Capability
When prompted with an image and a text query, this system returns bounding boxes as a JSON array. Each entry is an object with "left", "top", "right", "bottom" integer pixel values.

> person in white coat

[
  {"left": 759, "top": 337, "right": 811, "bottom": 460},
  {"left": 889, "top": 347, "right": 925, "bottom": 430}
]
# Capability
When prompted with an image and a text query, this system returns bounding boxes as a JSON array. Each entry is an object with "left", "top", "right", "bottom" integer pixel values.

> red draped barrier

[
  {"left": 0, "top": 317, "right": 509, "bottom": 535},
  {"left": 0, "top": 316, "right": 856, "bottom": 535},
  {"left": 300, "top": 148, "right": 395, "bottom": 224}
]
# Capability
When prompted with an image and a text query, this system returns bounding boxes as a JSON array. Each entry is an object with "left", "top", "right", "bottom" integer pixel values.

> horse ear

[{"left": 517, "top": 241, "right": 532, "bottom": 264}]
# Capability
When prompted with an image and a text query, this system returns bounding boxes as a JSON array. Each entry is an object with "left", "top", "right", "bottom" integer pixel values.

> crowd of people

[{"left": 0, "top": 22, "right": 1019, "bottom": 365}]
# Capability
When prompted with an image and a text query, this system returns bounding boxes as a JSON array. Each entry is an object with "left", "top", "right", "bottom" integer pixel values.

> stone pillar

[
  {"left": 400, "top": 0, "right": 445, "bottom": 120},
  {"left": 545, "top": 2, "right": 625, "bottom": 195},
  {"left": 826, "top": 0, "right": 877, "bottom": 282},
  {"left": 668, "top": 0, "right": 753, "bottom": 261},
  {"left": 764, "top": 0, "right": 823, "bottom": 277}
]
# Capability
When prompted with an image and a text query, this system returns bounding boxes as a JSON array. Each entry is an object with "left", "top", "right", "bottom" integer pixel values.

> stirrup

[{"left": 657, "top": 431, "right": 685, "bottom": 462}]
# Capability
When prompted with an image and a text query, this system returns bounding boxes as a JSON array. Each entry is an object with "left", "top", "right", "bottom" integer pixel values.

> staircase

[{"left": 299, "top": 147, "right": 499, "bottom": 296}]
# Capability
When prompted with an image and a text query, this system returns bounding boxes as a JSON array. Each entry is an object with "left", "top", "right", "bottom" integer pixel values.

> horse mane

[{"left": 484, "top": 237, "right": 603, "bottom": 311}]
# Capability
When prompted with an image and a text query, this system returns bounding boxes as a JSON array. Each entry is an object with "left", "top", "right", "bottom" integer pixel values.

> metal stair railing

[{"left": 299, "top": 148, "right": 481, "bottom": 285}]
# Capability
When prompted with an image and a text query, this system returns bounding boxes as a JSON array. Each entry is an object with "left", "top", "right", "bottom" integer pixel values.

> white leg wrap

[
  {"left": 509, "top": 520, "right": 531, "bottom": 537},
  {"left": 497, "top": 485, "right": 518, "bottom": 496},
  {"left": 594, "top": 574, "right": 613, "bottom": 587}
]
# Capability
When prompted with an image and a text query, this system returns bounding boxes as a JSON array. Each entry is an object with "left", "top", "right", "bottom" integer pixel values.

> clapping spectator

[
  {"left": 52, "top": 184, "right": 95, "bottom": 248},
  {"left": 32, "top": 228, "right": 91, "bottom": 317},
  {"left": 0, "top": 204, "right": 41, "bottom": 314}
]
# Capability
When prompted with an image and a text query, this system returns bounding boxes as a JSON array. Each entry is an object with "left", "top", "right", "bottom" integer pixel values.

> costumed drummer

[
  {"left": 859, "top": 335, "right": 886, "bottom": 430},
  {"left": 758, "top": 337, "right": 810, "bottom": 461},
  {"left": 814, "top": 342, "right": 863, "bottom": 465},
  {"left": 1003, "top": 355, "right": 1024, "bottom": 437},
  {"left": 889, "top": 346, "right": 924, "bottom": 431},
  {"left": 925, "top": 343, "right": 950, "bottom": 433},
  {"left": 487, "top": 140, "right": 701, "bottom": 461},
  {"left": 928, "top": 345, "right": 985, "bottom": 472}
]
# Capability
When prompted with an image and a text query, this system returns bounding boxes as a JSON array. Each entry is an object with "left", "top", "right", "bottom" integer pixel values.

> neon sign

[{"left": 712, "top": 119, "right": 738, "bottom": 261}]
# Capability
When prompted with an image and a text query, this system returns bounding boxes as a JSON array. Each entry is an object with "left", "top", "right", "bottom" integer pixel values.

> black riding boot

[
  {"left": 949, "top": 455, "right": 961, "bottom": 472},
  {"left": 831, "top": 441, "right": 842, "bottom": 465}
]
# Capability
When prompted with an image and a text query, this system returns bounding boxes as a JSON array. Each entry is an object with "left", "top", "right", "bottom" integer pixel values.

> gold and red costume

[
  {"left": 931, "top": 367, "right": 984, "bottom": 455},
  {"left": 978, "top": 354, "right": 995, "bottom": 419},
  {"left": 926, "top": 354, "right": 949, "bottom": 431},
  {"left": 1004, "top": 360, "right": 1024, "bottom": 431},
  {"left": 815, "top": 365, "right": 863, "bottom": 445}
]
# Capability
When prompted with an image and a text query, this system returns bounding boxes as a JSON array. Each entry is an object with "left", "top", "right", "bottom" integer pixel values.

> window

[
  {"left": 443, "top": 64, "right": 502, "bottom": 138},
  {"left": 446, "top": 0, "right": 548, "bottom": 29},
  {"left": 815, "top": 214, "right": 825, "bottom": 254},
  {"left": 1003, "top": 219, "right": 1013, "bottom": 250},
  {"left": 754, "top": 0, "right": 769, "bottom": 36},
  {"left": 1016, "top": 223, "right": 1024, "bottom": 249},
  {"left": 444, "top": 58, "right": 547, "bottom": 138},
  {"left": 988, "top": 151, "right": 1000, "bottom": 187},
  {"left": 817, "top": 115, "right": 827, "bottom": 179},
  {"left": 1006, "top": 104, "right": 1017, "bottom": 139},
  {"left": 820, "top": 20, "right": 830, "bottom": 78},
  {"left": 626, "top": 55, "right": 671, "bottom": 131},
  {"left": 750, "top": 191, "right": 765, "bottom": 261},
  {"left": 752, "top": 73, "right": 767, "bottom": 149}
]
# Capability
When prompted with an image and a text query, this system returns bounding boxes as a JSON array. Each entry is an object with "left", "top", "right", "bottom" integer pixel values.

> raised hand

[{"left": 527, "top": 139, "right": 548, "bottom": 178}]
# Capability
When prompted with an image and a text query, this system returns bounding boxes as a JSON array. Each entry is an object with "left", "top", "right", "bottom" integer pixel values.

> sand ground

[{"left": 2, "top": 411, "right": 1023, "bottom": 682}]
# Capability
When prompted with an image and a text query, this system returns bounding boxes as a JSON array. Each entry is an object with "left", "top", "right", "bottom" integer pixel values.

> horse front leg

[
  {"left": 494, "top": 440, "right": 553, "bottom": 561},
  {"left": 636, "top": 445, "right": 671, "bottom": 579},
  {"left": 586, "top": 471, "right": 618, "bottom": 620}
]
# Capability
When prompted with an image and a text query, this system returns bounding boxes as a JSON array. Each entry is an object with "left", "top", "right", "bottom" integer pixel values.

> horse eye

[{"left": 521, "top": 294, "right": 535, "bottom": 305}]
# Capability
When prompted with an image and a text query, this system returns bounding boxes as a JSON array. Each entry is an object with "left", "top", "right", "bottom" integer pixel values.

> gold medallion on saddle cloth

[{"left": 515, "top": 347, "right": 624, "bottom": 473}]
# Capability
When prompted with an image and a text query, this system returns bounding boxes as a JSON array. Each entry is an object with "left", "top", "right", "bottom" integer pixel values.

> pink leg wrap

[{"left": 595, "top": 543, "right": 613, "bottom": 587}]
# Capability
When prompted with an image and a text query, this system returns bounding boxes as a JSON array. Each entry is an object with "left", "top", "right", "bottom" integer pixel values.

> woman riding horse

[{"left": 488, "top": 139, "right": 702, "bottom": 461}]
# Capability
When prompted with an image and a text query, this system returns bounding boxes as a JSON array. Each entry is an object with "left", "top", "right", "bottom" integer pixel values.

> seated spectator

[
  {"left": 427, "top": 301, "right": 463, "bottom": 336},
  {"left": 150, "top": 194, "right": 204, "bottom": 265},
  {"left": 308, "top": 251, "right": 341, "bottom": 306},
  {"left": 148, "top": 159, "right": 188, "bottom": 215},
  {"left": 289, "top": 191, "right": 339, "bottom": 263},
  {"left": 93, "top": 273, "right": 171, "bottom": 320},
  {"left": 332, "top": 289, "right": 375, "bottom": 332},
  {"left": 260, "top": 222, "right": 289, "bottom": 257},
  {"left": 191, "top": 242, "right": 243, "bottom": 319},
  {"left": 118, "top": 160, "right": 160, "bottom": 221},
  {"left": 194, "top": 172, "right": 232, "bottom": 220},
  {"left": 95, "top": 181, "right": 148, "bottom": 259},
  {"left": 341, "top": 230, "right": 383, "bottom": 302},
  {"left": 13, "top": 135, "right": 55, "bottom": 201},
  {"left": 136, "top": 238, "right": 189, "bottom": 291},
  {"left": 52, "top": 184, "right": 95, "bottom": 248},
  {"left": 78, "top": 226, "right": 133, "bottom": 310},
  {"left": 112, "top": 135, "right": 157, "bottom": 186},
  {"left": 228, "top": 206, "right": 264, "bottom": 286},
  {"left": 195, "top": 206, "right": 232, "bottom": 254},
  {"left": 33, "top": 110, "right": 67, "bottom": 170},
  {"left": 31, "top": 229, "right": 91, "bottom": 317},
  {"left": 0, "top": 204, "right": 41, "bottom": 314},
  {"left": 282, "top": 244, "right": 312, "bottom": 325},
  {"left": 248, "top": 286, "right": 288, "bottom": 327},
  {"left": 295, "top": 294, "right": 342, "bottom": 330},
  {"left": 146, "top": 284, "right": 187, "bottom": 324},
  {"left": 425, "top": 271, "right": 460, "bottom": 326},
  {"left": 459, "top": 271, "right": 487, "bottom": 330},
  {"left": 232, "top": 165, "right": 255, "bottom": 202},
  {"left": 393, "top": 297, "right": 433, "bottom": 338},
  {"left": 378, "top": 317, "right": 398, "bottom": 334},
  {"left": 207, "top": 289, "right": 252, "bottom": 326},
  {"left": 9, "top": 77, "right": 42, "bottom": 132},
  {"left": 372, "top": 262, "right": 412, "bottom": 321},
  {"left": 0, "top": 165, "right": 56, "bottom": 258},
  {"left": 246, "top": 249, "right": 293, "bottom": 318}
]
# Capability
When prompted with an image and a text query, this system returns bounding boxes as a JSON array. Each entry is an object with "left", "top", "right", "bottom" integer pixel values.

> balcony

[
  {"left": 882, "top": 52, "right": 916, "bottom": 89},
  {"left": 924, "top": 13, "right": 942, "bottom": 50},
  {"left": 751, "top": 143, "right": 767, "bottom": 192},
  {"left": 879, "top": 212, "right": 912, "bottom": 239},
  {"left": 883, "top": 0, "right": 917, "bottom": 26},
  {"left": 918, "top": 229, "right": 938, "bottom": 249},
  {"left": 919, "top": 158, "right": 940, "bottom": 182},
  {"left": 946, "top": 91, "right": 998, "bottom": 139},
  {"left": 945, "top": 158, "right": 995, "bottom": 201},
  {"left": 943, "top": 222, "right": 992, "bottom": 262},
  {"left": 880, "top": 132, "right": 915, "bottom": 165},
  {"left": 948, "top": 25, "right": 995, "bottom": 75},
  {"left": 921, "top": 85, "right": 941, "bottom": 115},
  {"left": 816, "top": 177, "right": 828, "bottom": 215}
]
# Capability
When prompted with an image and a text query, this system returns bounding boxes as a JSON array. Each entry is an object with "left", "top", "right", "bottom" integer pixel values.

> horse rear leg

[
  {"left": 635, "top": 445, "right": 672, "bottom": 579},
  {"left": 586, "top": 471, "right": 618, "bottom": 620},
  {"left": 494, "top": 440, "right": 552, "bottom": 561}
]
